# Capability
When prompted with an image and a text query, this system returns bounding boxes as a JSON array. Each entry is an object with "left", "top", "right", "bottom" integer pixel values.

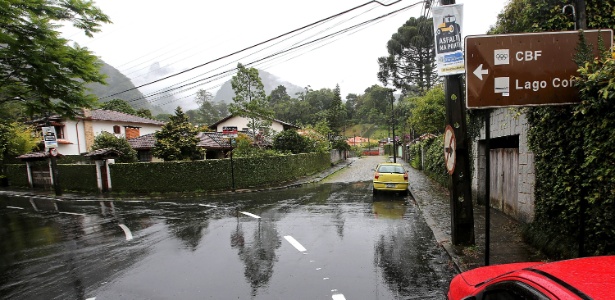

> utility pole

[
  {"left": 576, "top": 0, "right": 587, "bottom": 30},
  {"left": 439, "top": 0, "right": 474, "bottom": 245},
  {"left": 390, "top": 89, "right": 396, "bottom": 163}
]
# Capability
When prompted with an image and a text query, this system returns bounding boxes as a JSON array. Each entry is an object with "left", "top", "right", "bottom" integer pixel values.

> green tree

[
  {"left": 135, "top": 108, "right": 153, "bottom": 119},
  {"left": 91, "top": 132, "right": 137, "bottom": 163},
  {"left": 0, "top": 122, "right": 39, "bottom": 162},
  {"left": 100, "top": 99, "right": 136, "bottom": 115},
  {"left": 0, "top": 0, "right": 111, "bottom": 118},
  {"left": 489, "top": 0, "right": 613, "bottom": 34},
  {"left": 192, "top": 89, "right": 228, "bottom": 125},
  {"left": 378, "top": 16, "right": 437, "bottom": 95},
  {"left": 229, "top": 63, "right": 274, "bottom": 140},
  {"left": 272, "top": 130, "right": 313, "bottom": 154},
  {"left": 268, "top": 85, "right": 291, "bottom": 107},
  {"left": 326, "top": 84, "right": 345, "bottom": 135},
  {"left": 153, "top": 107, "right": 199, "bottom": 161},
  {"left": 355, "top": 85, "right": 390, "bottom": 125},
  {"left": 155, "top": 113, "right": 173, "bottom": 122},
  {"left": 406, "top": 86, "right": 445, "bottom": 136}
]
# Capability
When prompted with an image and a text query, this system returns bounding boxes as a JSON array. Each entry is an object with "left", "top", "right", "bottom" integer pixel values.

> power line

[
  {"left": 127, "top": 1, "right": 422, "bottom": 108},
  {"left": 100, "top": 0, "right": 403, "bottom": 100}
]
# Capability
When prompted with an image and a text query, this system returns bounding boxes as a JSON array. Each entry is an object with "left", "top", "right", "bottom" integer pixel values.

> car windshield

[{"left": 378, "top": 165, "right": 404, "bottom": 174}]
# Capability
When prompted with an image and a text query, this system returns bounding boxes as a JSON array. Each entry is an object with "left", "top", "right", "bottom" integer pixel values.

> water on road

[{"left": 0, "top": 157, "right": 455, "bottom": 299}]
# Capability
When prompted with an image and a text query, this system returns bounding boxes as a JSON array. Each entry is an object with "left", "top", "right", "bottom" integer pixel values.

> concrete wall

[{"left": 471, "top": 108, "right": 536, "bottom": 223}]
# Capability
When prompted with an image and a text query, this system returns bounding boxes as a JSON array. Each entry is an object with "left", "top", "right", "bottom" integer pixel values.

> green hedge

[
  {"left": 57, "top": 164, "right": 98, "bottom": 192},
  {"left": 4, "top": 152, "right": 331, "bottom": 194},
  {"left": 408, "top": 136, "right": 447, "bottom": 187},
  {"left": 4, "top": 164, "right": 28, "bottom": 187},
  {"left": 110, "top": 152, "right": 331, "bottom": 194},
  {"left": 524, "top": 55, "right": 615, "bottom": 258}
]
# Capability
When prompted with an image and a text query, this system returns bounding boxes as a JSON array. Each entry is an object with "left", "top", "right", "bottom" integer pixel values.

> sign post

[
  {"left": 41, "top": 126, "right": 61, "bottom": 196},
  {"left": 465, "top": 29, "right": 612, "bottom": 265},
  {"left": 435, "top": 0, "right": 475, "bottom": 246},
  {"left": 222, "top": 126, "right": 238, "bottom": 192},
  {"left": 465, "top": 30, "right": 613, "bottom": 108}
]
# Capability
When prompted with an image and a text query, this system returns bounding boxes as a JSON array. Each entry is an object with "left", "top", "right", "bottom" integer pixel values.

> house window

[
  {"left": 137, "top": 150, "right": 152, "bottom": 162},
  {"left": 113, "top": 125, "right": 121, "bottom": 134},
  {"left": 53, "top": 126, "right": 64, "bottom": 139}
]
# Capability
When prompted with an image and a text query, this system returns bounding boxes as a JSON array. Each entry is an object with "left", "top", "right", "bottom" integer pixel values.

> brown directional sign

[{"left": 465, "top": 29, "right": 613, "bottom": 109}]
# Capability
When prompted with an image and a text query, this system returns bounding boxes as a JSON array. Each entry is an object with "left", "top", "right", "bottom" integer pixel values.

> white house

[
  {"left": 210, "top": 115, "right": 299, "bottom": 135},
  {"left": 38, "top": 109, "right": 165, "bottom": 156}
]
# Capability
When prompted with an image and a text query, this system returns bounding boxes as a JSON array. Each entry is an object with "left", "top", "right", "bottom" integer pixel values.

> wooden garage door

[{"left": 490, "top": 148, "right": 518, "bottom": 217}]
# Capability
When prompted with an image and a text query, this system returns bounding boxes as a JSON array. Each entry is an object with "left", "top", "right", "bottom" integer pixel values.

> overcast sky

[{"left": 62, "top": 0, "right": 509, "bottom": 109}]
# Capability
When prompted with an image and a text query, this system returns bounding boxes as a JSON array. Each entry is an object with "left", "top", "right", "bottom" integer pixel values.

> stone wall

[{"left": 471, "top": 108, "right": 536, "bottom": 223}]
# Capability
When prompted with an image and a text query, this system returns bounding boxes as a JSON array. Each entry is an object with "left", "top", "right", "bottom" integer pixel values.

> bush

[{"left": 91, "top": 132, "right": 137, "bottom": 163}]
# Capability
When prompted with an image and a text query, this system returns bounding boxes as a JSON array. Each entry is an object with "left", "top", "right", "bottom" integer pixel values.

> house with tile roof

[
  {"left": 127, "top": 132, "right": 233, "bottom": 162},
  {"left": 36, "top": 109, "right": 165, "bottom": 156}
]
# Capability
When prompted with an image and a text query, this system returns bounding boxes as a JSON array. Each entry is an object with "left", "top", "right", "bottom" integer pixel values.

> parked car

[
  {"left": 448, "top": 256, "right": 615, "bottom": 300},
  {"left": 372, "top": 162, "right": 409, "bottom": 195}
]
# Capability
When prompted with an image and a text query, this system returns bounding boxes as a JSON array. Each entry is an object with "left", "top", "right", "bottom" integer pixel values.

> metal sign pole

[{"left": 485, "top": 113, "right": 491, "bottom": 266}]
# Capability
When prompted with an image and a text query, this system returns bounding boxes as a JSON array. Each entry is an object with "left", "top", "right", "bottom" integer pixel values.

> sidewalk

[{"left": 398, "top": 159, "right": 547, "bottom": 272}]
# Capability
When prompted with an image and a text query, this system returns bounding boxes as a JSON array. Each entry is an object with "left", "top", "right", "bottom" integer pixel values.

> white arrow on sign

[{"left": 473, "top": 64, "right": 489, "bottom": 80}]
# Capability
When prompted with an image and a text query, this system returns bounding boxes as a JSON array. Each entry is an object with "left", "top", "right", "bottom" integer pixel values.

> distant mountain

[
  {"left": 86, "top": 61, "right": 163, "bottom": 115},
  {"left": 213, "top": 69, "right": 304, "bottom": 103}
]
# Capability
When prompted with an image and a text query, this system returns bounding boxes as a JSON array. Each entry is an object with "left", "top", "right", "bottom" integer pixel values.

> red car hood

[{"left": 459, "top": 262, "right": 545, "bottom": 286}]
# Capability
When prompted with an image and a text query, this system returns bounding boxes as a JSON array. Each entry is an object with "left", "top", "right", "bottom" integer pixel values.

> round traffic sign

[
  {"left": 444, "top": 125, "right": 456, "bottom": 175},
  {"left": 49, "top": 148, "right": 58, "bottom": 157}
]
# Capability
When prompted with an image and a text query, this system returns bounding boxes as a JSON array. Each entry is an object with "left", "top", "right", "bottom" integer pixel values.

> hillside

[
  {"left": 213, "top": 69, "right": 304, "bottom": 102},
  {"left": 86, "top": 60, "right": 162, "bottom": 114}
]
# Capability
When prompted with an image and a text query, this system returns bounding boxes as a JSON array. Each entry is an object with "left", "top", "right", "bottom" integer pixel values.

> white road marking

[
  {"left": 86, "top": 298, "right": 96, "bottom": 300},
  {"left": 332, "top": 293, "right": 346, "bottom": 300},
  {"left": 240, "top": 211, "right": 261, "bottom": 219},
  {"left": 283, "top": 235, "right": 307, "bottom": 252},
  {"left": 6, "top": 206, "right": 24, "bottom": 209},
  {"left": 199, "top": 204, "right": 217, "bottom": 208},
  {"left": 59, "top": 212, "right": 85, "bottom": 216},
  {"left": 119, "top": 224, "right": 134, "bottom": 241}
]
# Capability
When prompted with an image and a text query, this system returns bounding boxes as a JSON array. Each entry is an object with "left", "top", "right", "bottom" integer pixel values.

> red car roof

[
  {"left": 459, "top": 262, "right": 543, "bottom": 286},
  {"left": 530, "top": 256, "right": 615, "bottom": 299},
  {"left": 454, "top": 256, "right": 615, "bottom": 299}
]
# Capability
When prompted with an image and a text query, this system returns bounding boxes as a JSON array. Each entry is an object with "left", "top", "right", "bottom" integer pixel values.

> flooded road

[{"left": 0, "top": 159, "right": 455, "bottom": 299}]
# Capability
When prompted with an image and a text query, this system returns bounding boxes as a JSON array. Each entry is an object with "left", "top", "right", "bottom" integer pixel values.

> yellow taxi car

[{"left": 372, "top": 162, "right": 409, "bottom": 196}]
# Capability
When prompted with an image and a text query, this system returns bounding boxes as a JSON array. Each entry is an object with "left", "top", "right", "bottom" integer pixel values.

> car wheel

[{"left": 372, "top": 189, "right": 377, "bottom": 195}]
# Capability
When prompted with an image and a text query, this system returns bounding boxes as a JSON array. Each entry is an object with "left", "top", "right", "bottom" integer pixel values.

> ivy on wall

[{"left": 525, "top": 53, "right": 615, "bottom": 258}]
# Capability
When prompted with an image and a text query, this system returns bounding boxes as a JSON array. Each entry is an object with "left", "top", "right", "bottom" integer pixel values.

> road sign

[
  {"left": 42, "top": 126, "right": 58, "bottom": 149},
  {"left": 432, "top": 3, "right": 464, "bottom": 76},
  {"left": 465, "top": 29, "right": 613, "bottom": 109},
  {"left": 444, "top": 125, "right": 456, "bottom": 175},
  {"left": 222, "top": 126, "right": 238, "bottom": 138}
]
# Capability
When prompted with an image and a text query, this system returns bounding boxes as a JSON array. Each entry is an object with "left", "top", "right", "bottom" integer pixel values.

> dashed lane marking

[
  {"left": 119, "top": 224, "right": 134, "bottom": 241},
  {"left": 283, "top": 235, "right": 307, "bottom": 252},
  {"left": 59, "top": 212, "right": 86, "bottom": 216},
  {"left": 240, "top": 211, "right": 261, "bottom": 219}
]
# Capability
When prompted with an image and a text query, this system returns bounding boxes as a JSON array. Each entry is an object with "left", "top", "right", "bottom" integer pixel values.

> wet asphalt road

[{"left": 0, "top": 156, "right": 455, "bottom": 299}]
